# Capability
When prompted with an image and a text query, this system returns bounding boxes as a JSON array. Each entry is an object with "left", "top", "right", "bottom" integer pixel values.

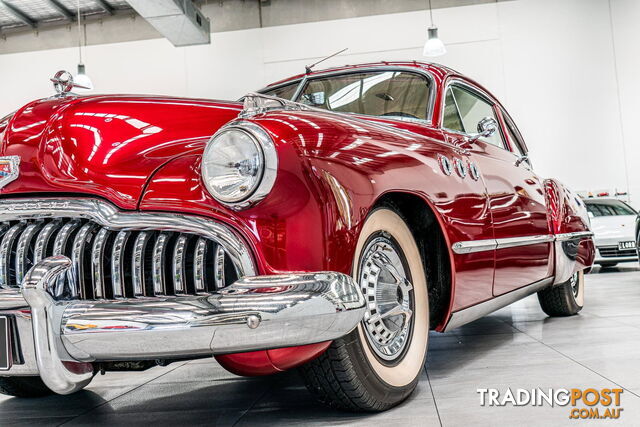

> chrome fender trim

[
  {"left": 21, "top": 256, "right": 94, "bottom": 395},
  {"left": 451, "top": 232, "right": 593, "bottom": 255},
  {"left": 450, "top": 231, "right": 594, "bottom": 293}
]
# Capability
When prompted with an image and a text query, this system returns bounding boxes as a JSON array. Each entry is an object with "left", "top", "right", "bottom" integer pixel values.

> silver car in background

[{"left": 585, "top": 198, "right": 638, "bottom": 267}]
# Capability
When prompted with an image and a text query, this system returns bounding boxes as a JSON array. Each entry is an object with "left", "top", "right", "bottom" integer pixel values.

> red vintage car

[{"left": 0, "top": 62, "right": 593, "bottom": 411}]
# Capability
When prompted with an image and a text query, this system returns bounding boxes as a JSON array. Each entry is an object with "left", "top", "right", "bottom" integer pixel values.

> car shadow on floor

[{"left": 0, "top": 388, "right": 108, "bottom": 421}]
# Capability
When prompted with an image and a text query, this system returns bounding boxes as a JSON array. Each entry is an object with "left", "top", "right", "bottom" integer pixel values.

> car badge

[
  {"left": 0, "top": 156, "right": 20, "bottom": 190},
  {"left": 50, "top": 70, "right": 89, "bottom": 97}
]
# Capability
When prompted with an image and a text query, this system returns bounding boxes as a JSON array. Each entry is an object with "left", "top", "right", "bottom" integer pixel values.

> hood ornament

[
  {"left": 50, "top": 70, "right": 89, "bottom": 97},
  {"left": 0, "top": 156, "right": 20, "bottom": 190}
]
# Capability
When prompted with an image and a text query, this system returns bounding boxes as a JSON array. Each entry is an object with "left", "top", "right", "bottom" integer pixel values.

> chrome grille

[
  {"left": 598, "top": 246, "right": 637, "bottom": 258},
  {"left": 0, "top": 218, "right": 241, "bottom": 299}
]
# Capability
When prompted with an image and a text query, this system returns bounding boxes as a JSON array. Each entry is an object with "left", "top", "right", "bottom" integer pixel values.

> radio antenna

[{"left": 305, "top": 48, "right": 348, "bottom": 74}]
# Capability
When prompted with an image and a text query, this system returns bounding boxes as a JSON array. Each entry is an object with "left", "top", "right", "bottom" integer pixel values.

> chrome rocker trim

[
  {"left": 444, "top": 276, "right": 554, "bottom": 332},
  {"left": 0, "top": 198, "right": 257, "bottom": 277},
  {"left": 3, "top": 256, "right": 366, "bottom": 395}
]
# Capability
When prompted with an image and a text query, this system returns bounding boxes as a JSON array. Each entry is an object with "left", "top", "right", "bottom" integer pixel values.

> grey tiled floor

[{"left": 3, "top": 265, "right": 640, "bottom": 426}]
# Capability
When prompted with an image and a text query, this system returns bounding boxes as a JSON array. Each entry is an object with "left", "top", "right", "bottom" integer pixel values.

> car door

[{"left": 442, "top": 81, "right": 553, "bottom": 296}]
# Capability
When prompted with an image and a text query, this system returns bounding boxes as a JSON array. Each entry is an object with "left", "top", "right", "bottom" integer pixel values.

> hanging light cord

[
  {"left": 428, "top": 0, "right": 434, "bottom": 27},
  {"left": 77, "top": 0, "right": 82, "bottom": 65}
]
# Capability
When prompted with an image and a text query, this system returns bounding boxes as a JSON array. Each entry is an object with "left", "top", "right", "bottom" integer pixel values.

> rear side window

[
  {"left": 586, "top": 201, "right": 637, "bottom": 216},
  {"left": 298, "top": 71, "right": 431, "bottom": 120},
  {"left": 262, "top": 83, "right": 299, "bottom": 100}
]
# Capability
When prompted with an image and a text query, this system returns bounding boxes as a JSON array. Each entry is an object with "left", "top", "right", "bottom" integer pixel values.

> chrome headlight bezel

[{"left": 201, "top": 121, "right": 278, "bottom": 210}]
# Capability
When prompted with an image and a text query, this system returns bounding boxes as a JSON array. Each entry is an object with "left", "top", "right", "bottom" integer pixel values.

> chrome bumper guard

[{"left": 0, "top": 256, "right": 366, "bottom": 395}]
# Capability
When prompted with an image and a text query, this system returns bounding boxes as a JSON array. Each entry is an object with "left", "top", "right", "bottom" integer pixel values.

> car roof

[{"left": 264, "top": 61, "right": 459, "bottom": 88}]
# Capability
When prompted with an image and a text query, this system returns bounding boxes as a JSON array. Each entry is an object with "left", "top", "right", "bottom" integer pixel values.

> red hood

[{"left": 0, "top": 95, "right": 242, "bottom": 209}]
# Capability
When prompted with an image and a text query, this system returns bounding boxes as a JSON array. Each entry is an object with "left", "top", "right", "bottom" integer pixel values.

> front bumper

[{"left": 0, "top": 256, "right": 365, "bottom": 394}]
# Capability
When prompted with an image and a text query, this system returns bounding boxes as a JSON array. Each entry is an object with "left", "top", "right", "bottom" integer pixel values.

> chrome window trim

[
  {"left": 0, "top": 198, "right": 257, "bottom": 278},
  {"left": 451, "top": 233, "right": 593, "bottom": 255},
  {"left": 440, "top": 79, "right": 508, "bottom": 150},
  {"left": 256, "top": 77, "right": 305, "bottom": 101},
  {"left": 291, "top": 75, "right": 308, "bottom": 101},
  {"left": 259, "top": 66, "right": 437, "bottom": 124}
]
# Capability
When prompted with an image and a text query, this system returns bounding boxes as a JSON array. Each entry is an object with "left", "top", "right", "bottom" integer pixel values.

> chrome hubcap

[
  {"left": 359, "top": 236, "right": 414, "bottom": 361},
  {"left": 570, "top": 272, "right": 580, "bottom": 298}
]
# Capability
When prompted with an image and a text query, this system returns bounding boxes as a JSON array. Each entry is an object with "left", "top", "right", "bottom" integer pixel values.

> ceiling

[{"left": 0, "top": 0, "right": 133, "bottom": 31}]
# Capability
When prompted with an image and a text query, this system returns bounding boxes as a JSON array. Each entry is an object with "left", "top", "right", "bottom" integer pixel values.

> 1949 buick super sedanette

[{"left": 0, "top": 62, "right": 594, "bottom": 411}]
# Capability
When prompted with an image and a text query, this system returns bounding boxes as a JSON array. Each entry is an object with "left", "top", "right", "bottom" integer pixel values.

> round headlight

[{"left": 202, "top": 123, "right": 277, "bottom": 208}]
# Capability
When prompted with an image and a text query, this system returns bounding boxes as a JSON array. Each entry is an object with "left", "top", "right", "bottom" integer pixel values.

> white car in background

[{"left": 584, "top": 198, "right": 638, "bottom": 267}]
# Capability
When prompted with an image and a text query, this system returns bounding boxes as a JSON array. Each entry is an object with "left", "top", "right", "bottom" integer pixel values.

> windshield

[
  {"left": 585, "top": 200, "right": 637, "bottom": 217},
  {"left": 297, "top": 71, "right": 431, "bottom": 121}
]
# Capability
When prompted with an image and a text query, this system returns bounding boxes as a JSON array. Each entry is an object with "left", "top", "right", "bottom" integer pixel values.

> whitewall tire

[{"left": 300, "top": 206, "right": 429, "bottom": 411}]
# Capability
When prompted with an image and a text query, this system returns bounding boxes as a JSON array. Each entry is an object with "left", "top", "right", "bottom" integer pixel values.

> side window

[
  {"left": 298, "top": 71, "right": 431, "bottom": 120},
  {"left": 442, "top": 87, "right": 464, "bottom": 132},
  {"left": 262, "top": 83, "right": 299, "bottom": 100},
  {"left": 445, "top": 86, "right": 505, "bottom": 149}
]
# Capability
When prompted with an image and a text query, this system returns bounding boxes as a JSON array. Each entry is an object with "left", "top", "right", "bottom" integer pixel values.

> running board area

[{"left": 443, "top": 277, "right": 554, "bottom": 332}]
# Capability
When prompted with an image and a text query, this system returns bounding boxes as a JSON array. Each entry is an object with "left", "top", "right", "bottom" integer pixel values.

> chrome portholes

[
  {"left": 438, "top": 155, "right": 452, "bottom": 176},
  {"left": 469, "top": 162, "right": 480, "bottom": 180},
  {"left": 359, "top": 235, "right": 414, "bottom": 362},
  {"left": 454, "top": 158, "right": 467, "bottom": 178},
  {"left": 440, "top": 155, "right": 479, "bottom": 181}
]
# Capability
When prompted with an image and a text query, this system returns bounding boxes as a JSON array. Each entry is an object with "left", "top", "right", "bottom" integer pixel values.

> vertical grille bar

[
  {"left": 52, "top": 221, "right": 80, "bottom": 256},
  {"left": 111, "top": 231, "right": 130, "bottom": 298},
  {"left": 152, "top": 233, "right": 169, "bottom": 296},
  {"left": 213, "top": 245, "right": 226, "bottom": 290},
  {"left": 33, "top": 221, "right": 59, "bottom": 264},
  {"left": 132, "top": 232, "right": 150, "bottom": 297},
  {"left": 15, "top": 222, "right": 43, "bottom": 285},
  {"left": 52, "top": 220, "right": 81, "bottom": 298},
  {"left": 91, "top": 228, "right": 109, "bottom": 299},
  {"left": 172, "top": 235, "right": 188, "bottom": 295},
  {"left": 0, "top": 223, "right": 25, "bottom": 288},
  {"left": 193, "top": 238, "right": 207, "bottom": 293},
  {"left": 70, "top": 223, "right": 95, "bottom": 299}
]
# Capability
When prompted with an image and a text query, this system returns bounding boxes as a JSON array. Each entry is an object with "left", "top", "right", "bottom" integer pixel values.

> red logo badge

[{"left": 0, "top": 156, "right": 20, "bottom": 190}]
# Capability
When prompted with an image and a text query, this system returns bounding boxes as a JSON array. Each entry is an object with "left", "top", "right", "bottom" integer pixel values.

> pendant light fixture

[
  {"left": 74, "top": 0, "right": 93, "bottom": 91},
  {"left": 423, "top": 0, "right": 446, "bottom": 57}
]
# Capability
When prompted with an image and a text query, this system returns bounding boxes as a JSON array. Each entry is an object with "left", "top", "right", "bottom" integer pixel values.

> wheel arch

[{"left": 372, "top": 191, "right": 453, "bottom": 330}]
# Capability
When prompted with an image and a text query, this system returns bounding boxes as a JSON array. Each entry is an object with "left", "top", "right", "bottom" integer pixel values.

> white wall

[{"left": 0, "top": 0, "right": 636, "bottom": 205}]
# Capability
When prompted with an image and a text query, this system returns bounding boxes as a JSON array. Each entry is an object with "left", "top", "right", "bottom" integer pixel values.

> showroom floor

[{"left": 3, "top": 265, "right": 640, "bottom": 426}]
